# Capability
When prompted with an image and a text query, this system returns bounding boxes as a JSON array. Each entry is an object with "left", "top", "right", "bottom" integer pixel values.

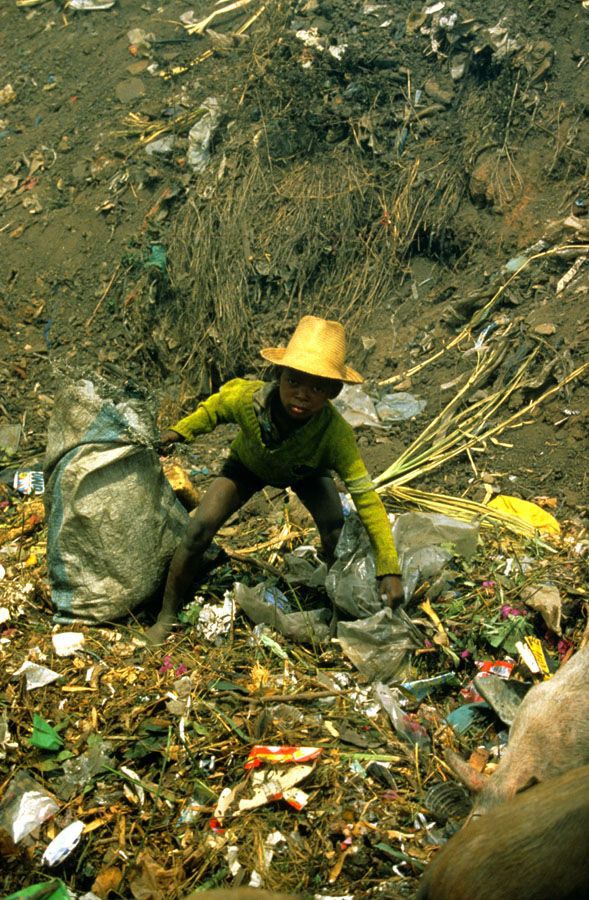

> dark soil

[
  {"left": 0, "top": 0, "right": 588, "bottom": 897},
  {"left": 1, "top": 0, "right": 587, "bottom": 512}
]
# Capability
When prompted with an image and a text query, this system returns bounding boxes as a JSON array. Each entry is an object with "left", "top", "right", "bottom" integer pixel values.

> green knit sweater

[{"left": 172, "top": 378, "right": 400, "bottom": 576}]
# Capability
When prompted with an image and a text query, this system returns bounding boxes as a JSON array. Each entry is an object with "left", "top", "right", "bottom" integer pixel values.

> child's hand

[
  {"left": 158, "top": 430, "right": 185, "bottom": 454},
  {"left": 379, "top": 574, "right": 404, "bottom": 610}
]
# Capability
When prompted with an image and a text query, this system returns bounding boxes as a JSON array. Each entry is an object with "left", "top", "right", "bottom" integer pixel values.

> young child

[{"left": 148, "top": 316, "right": 403, "bottom": 643}]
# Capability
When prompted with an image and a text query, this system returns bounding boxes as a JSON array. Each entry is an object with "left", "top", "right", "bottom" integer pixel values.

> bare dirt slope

[
  {"left": 1, "top": 0, "right": 587, "bottom": 510},
  {"left": 0, "top": 1, "right": 588, "bottom": 897}
]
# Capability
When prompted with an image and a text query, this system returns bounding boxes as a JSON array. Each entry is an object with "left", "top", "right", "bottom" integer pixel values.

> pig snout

[
  {"left": 448, "top": 644, "right": 589, "bottom": 814},
  {"left": 415, "top": 764, "right": 589, "bottom": 900}
]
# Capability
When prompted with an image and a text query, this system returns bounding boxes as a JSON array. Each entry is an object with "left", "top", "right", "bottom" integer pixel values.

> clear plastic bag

[
  {"left": 233, "top": 582, "right": 330, "bottom": 644},
  {"left": 334, "top": 384, "right": 382, "bottom": 428},
  {"left": 394, "top": 512, "right": 479, "bottom": 599},
  {"left": 337, "top": 608, "right": 424, "bottom": 682},
  {"left": 325, "top": 514, "right": 381, "bottom": 618},
  {"left": 283, "top": 546, "right": 328, "bottom": 588},
  {"left": 0, "top": 772, "right": 59, "bottom": 843},
  {"left": 375, "top": 392, "right": 426, "bottom": 422},
  {"left": 374, "top": 682, "right": 431, "bottom": 750},
  {"left": 56, "top": 739, "right": 113, "bottom": 800},
  {"left": 335, "top": 386, "right": 426, "bottom": 427}
]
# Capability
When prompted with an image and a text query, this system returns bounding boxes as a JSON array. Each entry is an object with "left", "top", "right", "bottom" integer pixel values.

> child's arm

[
  {"left": 331, "top": 422, "right": 403, "bottom": 605},
  {"left": 166, "top": 379, "right": 246, "bottom": 442},
  {"left": 158, "top": 429, "right": 186, "bottom": 454}
]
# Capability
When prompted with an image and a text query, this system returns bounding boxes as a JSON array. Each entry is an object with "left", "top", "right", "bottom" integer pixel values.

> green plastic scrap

[
  {"left": 5, "top": 878, "right": 71, "bottom": 900},
  {"left": 375, "top": 841, "right": 425, "bottom": 871},
  {"left": 29, "top": 715, "right": 64, "bottom": 752},
  {"left": 258, "top": 632, "right": 289, "bottom": 660},
  {"left": 444, "top": 702, "right": 489, "bottom": 734},
  {"left": 144, "top": 242, "right": 167, "bottom": 272}
]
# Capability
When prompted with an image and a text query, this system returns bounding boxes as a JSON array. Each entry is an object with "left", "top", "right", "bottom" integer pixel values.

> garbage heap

[{"left": 1, "top": 446, "right": 588, "bottom": 897}]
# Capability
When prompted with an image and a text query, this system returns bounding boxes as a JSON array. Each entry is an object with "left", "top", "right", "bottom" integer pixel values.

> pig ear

[
  {"left": 516, "top": 775, "right": 539, "bottom": 795},
  {"left": 444, "top": 749, "right": 488, "bottom": 793}
]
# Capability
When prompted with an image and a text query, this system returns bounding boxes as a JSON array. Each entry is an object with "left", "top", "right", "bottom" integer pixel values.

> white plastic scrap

[
  {"left": 226, "top": 844, "right": 243, "bottom": 877},
  {"left": 180, "top": 10, "right": 197, "bottom": 26},
  {"left": 238, "top": 768, "right": 302, "bottom": 812},
  {"left": 0, "top": 712, "right": 18, "bottom": 758},
  {"left": 424, "top": 2, "right": 446, "bottom": 14},
  {"left": 296, "top": 27, "right": 323, "bottom": 50},
  {"left": 196, "top": 590, "right": 234, "bottom": 643},
  {"left": 187, "top": 97, "right": 221, "bottom": 173},
  {"left": 52, "top": 632, "right": 86, "bottom": 657},
  {"left": 13, "top": 661, "right": 61, "bottom": 690},
  {"left": 69, "top": 0, "right": 116, "bottom": 9},
  {"left": 315, "top": 895, "right": 355, "bottom": 900},
  {"left": 556, "top": 256, "right": 585, "bottom": 294},
  {"left": 9, "top": 787, "right": 59, "bottom": 843},
  {"left": 120, "top": 766, "right": 145, "bottom": 807},
  {"left": 42, "top": 820, "right": 85, "bottom": 866},
  {"left": 295, "top": 28, "right": 347, "bottom": 62},
  {"left": 145, "top": 135, "right": 176, "bottom": 157},
  {"left": 328, "top": 44, "right": 348, "bottom": 60}
]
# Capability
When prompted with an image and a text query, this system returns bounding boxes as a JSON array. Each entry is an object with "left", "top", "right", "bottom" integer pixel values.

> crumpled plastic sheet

[
  {"left": 187, "top": 97, "right": 221, "bottom": 173},
  {"left": 0, "top": 772, "right": 59, "bottom": 843},
  {"left": 394, "top": 511, "right": 479, "bottom": 599},
  {"left": 326, "top": 514, "right": 381, "bottom": 618},
  {"left": 55, "top": 740, "right": 113, "bottom": 801},
  {"left": 196, "top": 590, "right": 234, "bottom": 644},
  {"left": 375, "top": 392, "right": 427, "bottom": 422},
  {"left": 334, "top": 384, "right": 383, "bottom": 428},
  {"left": 335, "top": 385, "right": 426, "bottom": 428},
  {"left": 374, "top": 682, "right": 431, "bottom": 750},
  {"left": 283, "top": 545, "right": 328, "bottom": 588},
  {"left": 13, "top": 661, "right": 61, "bottom": 690},
  {"left": 233, "top": 582, "right": 330, "bottom": 644},
  {"left": 337, "top": 608, "right": 424, "bottom": 682}
]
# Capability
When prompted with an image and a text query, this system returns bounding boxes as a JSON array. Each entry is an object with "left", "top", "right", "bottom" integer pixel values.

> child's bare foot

[{"left": 145, "top": 616, "right": 178, "bottom": 645}]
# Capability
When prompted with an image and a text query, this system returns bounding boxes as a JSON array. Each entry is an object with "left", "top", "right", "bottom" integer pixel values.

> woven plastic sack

[{"left": 44, "top": 380, "right": 188, "bottom": 623}]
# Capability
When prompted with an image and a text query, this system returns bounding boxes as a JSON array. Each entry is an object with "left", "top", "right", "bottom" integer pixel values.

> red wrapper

[{"left": 245, "top": 745, "right": 323, "bottom": 770}]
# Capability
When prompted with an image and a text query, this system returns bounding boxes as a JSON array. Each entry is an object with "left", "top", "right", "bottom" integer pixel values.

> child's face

[{"left": 278, "top": 368, "right": 338, "bottom": 421}]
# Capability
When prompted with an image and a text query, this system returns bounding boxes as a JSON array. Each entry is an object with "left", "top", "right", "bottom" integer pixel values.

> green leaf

[
  {"left": 29, "top": 715, "right": 64, "bottom": 752},
  {"left": 208, "top": 678, "right": 248, "bottom": 694},
  {"left": 56, "top": 749, "right": 74, "bottom": 762},
  {"left": 191, "top": 722, "right": 210, "bottom": 736},
  {"left": 31, "top": 758, "right": 64, "bottom": 773}
]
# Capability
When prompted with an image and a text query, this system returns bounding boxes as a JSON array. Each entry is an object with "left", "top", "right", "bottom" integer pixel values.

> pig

[
  {"left": 415, "top": 764, "right": 589, "bottom": 900},
  {"left": 446, "top": 643, "right": 589, "bottom": 815}
]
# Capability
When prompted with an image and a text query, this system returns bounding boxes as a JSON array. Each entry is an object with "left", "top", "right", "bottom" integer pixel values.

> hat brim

[{"left": 260, "top": 347, "right": 364, "bottom": 384}]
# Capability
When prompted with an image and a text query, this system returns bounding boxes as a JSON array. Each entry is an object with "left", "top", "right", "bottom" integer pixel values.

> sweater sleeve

[
  {"left": 331, "top": 417, "right": 401, "bottom": 577},
  {"left": 170, "top": 378, "right": 244, "bottom": 441}
]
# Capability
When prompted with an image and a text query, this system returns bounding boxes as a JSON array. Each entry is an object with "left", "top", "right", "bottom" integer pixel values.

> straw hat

[{"left": 260, "top": 316, "right": 364, "bottom": 384}]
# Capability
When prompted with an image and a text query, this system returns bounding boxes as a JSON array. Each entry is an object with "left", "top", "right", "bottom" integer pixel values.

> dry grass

[{"left": 153, "top": 150, "right": 463, "bottom": 392}]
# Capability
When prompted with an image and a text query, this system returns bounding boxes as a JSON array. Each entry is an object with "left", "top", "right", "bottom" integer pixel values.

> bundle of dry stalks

[
  {"left": 375, "top": 346, "right": 588, "bottom": 536},
  {"left": 154, "top": 150, "right": 462, "bottom": 392}
]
